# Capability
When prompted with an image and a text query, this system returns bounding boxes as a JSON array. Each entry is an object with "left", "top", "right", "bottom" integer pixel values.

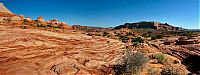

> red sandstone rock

[{"left": 0, "top": 25, "right": 125, "bottom": 75}]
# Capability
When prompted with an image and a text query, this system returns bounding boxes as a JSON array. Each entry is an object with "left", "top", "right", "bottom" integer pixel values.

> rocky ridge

[{"left": 114, "top": 21, "right": 184, "bottom": 30}]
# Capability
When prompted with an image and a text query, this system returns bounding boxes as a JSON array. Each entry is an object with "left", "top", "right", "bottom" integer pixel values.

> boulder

[{"left": 10, "top": 16, "right": 21, "bottom": 23}]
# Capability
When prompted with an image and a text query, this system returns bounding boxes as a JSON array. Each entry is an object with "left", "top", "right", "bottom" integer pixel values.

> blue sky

[{"left": 1, "top": 0, "right": 199, "bottom": 29}]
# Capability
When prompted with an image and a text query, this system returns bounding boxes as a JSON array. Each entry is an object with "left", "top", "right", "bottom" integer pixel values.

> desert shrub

[
  {"left": 181, "top": 32, "right": 193, "bottom": 36},
  {"left": 126, "top": 32, "right": 134, "bottom": 36},
  {"left": 132, "top": 37, "right": 144, "bottom": 43},
  {"left": 132, "top": 28, "right": 154, "bottom": 33},
  {"left": 181, "top": 32, "right": 193, "bottom": 39},
  {"left": 53, "top": 26, "right": 60, "bottom": 29},
  {"left": 103, "top": 32, "right": 110, "bottom": 37},
  {"left": 22, "top": 19, "right": 26, "bottom": 25},
  {"left": 114, "top": 49, "right": 149, "bottom": 75},
  {"left": 150, "top": 34, "right": 163, "bottom": 40},
  {"left": 151, "top": 36, "right": 157, "bottom": 40},
  {"left": 161, "top": 65, "right": 187, "bottom": 75},
  {"left": 119, "top": 36, "right": 129, "bottom": 43},
  {"left": 154, "top": 53, "right": 168, "bottom": 64},
  {"left": 142, "top": 33, "right": 150, "bottom": 38},
  {"left": 47, "top": 24, "right": 52, "bottom": 27},
  {"left": 120, "top": 36, "right": 128, "bottom": 40},
  {"left": 148, "top": 67, "right": 160, "bottom": 75}
]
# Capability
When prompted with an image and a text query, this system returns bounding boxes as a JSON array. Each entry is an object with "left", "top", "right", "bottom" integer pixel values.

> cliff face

[{"left": 114, "top": 21, "right": 183, "bottom": 30}]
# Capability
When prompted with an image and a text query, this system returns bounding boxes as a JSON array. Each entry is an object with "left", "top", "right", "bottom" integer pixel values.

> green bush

[
  {"left": 142, "top": 33, "right": 150, "bottom": 38},
  {"left": 53, "top": 26, "right": 60, "bottom": 29},
  {"left": 103, "top": 32, "right": 110, "bottom": 37},
  {"left": 114, "top": 50, "right": 149, "bottom": 75},
  {"left": 154, "top": 53, "right": 168, "bottom": 64},
  {"left": 181, "top": 32, "right": 193, "bottom": 38},
  {"left": 119, "top": 36, "right": 128, "bottom": 40},
  {"left": 126, "top": 32, "right": 134, "bottom": 36},
  {"left": 119, "top": 36, "right": 129, "bottom": 43},
  {"left": 22, "top": 19, "right": 26, "bottom": 25},
  {"left": 47, "top": 24, "right": 52, "bottom": 27},
  {"left": 132, "top": 37, "right": 144, "bottom": 43},
  {"left": 150, "top": 34, "right": 163, "bottom": 40}
]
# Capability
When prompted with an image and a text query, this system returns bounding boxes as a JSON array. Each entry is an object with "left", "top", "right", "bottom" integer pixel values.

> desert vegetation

[
  {"left": 114, "top": 49, "right": 149, "bottom": 75},
  {"left": 132, "top": 37, "right": 144, "bottom": 43},
  {"left": 153, "top": 53, "right": 168, "bottom": 64}
]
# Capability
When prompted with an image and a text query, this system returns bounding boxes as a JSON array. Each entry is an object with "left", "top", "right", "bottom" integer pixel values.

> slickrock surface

[
  {"left": 0, "top": 25, "right": 125, "bottom": 75},
  {"left": 148, "top": 38, "right": 200, "bottom": 74},
  {"left": 149, "top": 39, "right": 200, "bottom": 61}
]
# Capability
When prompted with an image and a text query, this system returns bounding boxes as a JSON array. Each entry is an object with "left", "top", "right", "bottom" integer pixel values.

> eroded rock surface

[
  {"left": 0, "top": 25, "right": 125, "bottom": 75},
  {"left": 149, "top": 38, "right": 200, "bottom": 74}
]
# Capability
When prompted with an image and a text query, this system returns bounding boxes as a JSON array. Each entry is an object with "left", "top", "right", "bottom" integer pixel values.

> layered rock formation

[
  {"left": 0, "top": 25, "right": 125, "bottom": 75},
  {"left": 0, "top": 3, "right": 15, "bottom": 17},
  {"left": 0, "top": 3, "right": 72, "bottom": 30},
  {"left": 115, "top": 21, "right": 184, "bottom": 31},
  {"left": 148, "top": 36, "right": 200, "bottom": 74},
  {"left": 0, "top": 3, "right": 22, "bottom": 25}
]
